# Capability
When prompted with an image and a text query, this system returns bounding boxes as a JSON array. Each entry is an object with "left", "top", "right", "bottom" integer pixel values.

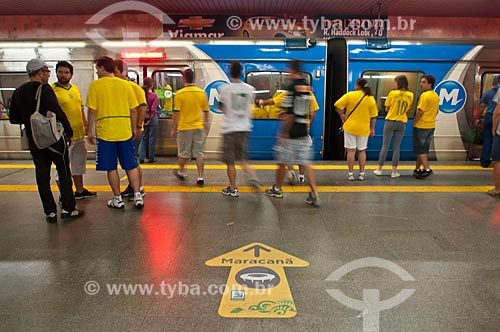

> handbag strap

[
  {"left": 344, "top": 93, "right": 367, "bottom": 122},
  {"left": 35, "top": 83, "right": 43, "bottom": 114}
]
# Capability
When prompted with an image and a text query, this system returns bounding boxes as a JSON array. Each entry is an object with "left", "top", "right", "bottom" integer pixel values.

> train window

[
  {"left": 151, "top": 70, "right": 184, "bottom": 118},
  {"left": 362, "top": 71, "right": 424, "bottom": 118},
  {"left": 0, "top": 73, "right": 27, "bottom": 120},
  {"left": 481, "top": 73, "right": 500, "bottom": 96},
  {"left": 246, "top": 71, "right": 312, "bottom": 119}
]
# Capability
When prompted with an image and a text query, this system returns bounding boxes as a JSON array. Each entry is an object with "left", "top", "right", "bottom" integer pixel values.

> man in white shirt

[{"left": 218, "top": 62, "right": 261, "bottom": 197}]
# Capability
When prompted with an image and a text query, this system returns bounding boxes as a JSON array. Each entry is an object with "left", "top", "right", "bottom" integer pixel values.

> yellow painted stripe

[
  {"left": 0, "top": 185, "right": 492, "bottom": 193},
  {"left": 0, "top": 164, "right": 491, "bottom": 171}
]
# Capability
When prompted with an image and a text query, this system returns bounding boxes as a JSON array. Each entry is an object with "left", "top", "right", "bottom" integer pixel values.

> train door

[
  {"left": 145, "top": 66, "right": 188, "bottom": 156},
  {"left": 324, "top": 38, "right": 348, "bottom": 160}
]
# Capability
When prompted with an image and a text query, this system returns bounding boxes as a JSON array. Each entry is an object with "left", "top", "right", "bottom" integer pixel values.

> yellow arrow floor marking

[{"left": 206, "top": 242, "right": 308, "bottom": 318}]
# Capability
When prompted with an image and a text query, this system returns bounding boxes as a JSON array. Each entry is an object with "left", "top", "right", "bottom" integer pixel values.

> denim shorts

[{"left": 413, "top": 128, "right": 435, "bottom": 155}]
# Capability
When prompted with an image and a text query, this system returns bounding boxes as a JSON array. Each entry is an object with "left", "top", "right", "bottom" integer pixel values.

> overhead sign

[
  {"left": 205, "top": 242, "right": 309, "bottom": 318},
  {"left": 163, "top": 15, "right": 389, "bottom": 40},
  {"left": 435, "top": 80, "right": 467, "bottom": 114}
]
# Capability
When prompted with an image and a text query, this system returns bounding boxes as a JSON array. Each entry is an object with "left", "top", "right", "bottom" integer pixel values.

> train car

[{"left": 0, "top": 38, "right": 499, "bottom": 161}]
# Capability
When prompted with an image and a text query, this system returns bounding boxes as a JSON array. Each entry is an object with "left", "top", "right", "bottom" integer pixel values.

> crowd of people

[{"left": 8, "top": 57, "right": 500, "bottom": 222}]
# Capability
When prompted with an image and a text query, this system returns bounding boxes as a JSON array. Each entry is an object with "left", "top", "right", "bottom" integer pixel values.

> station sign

[{"left": 206, "top": 242, "right": 309, "bottom": 318}]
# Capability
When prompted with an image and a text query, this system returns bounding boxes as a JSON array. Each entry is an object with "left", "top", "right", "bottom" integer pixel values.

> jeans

[
  {"left": 377, "top": 120, "right": 406, "bottom": 167},
  {"left": 481, "top": 113, "right": 493, "bottom": 167},
  {"left": 139, "top": 116, "right": 158, "bottom": 161},
  {"left": 30, "top": 138, "right": 75, "bottom": 215}
]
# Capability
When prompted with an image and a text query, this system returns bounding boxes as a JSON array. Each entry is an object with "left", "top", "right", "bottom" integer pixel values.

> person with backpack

[
  {"left": 9, "top": 59, "right": 84, "bottom": 223},
  {"left": 139, "top": 77, "right": 159, "bottom": 163}
]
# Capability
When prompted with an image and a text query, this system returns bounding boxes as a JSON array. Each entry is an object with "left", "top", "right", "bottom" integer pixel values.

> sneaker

[
  {"left": 413, "top": 169, "right": 423, "bottom": 178},
  {"left": 358, "top": 173, "right": 366, "bottom": 181},
  {"left": 304, "top": 192, "right": 319, "bottom": 206},
  {"left": 107, "top": 198, "right": 125, "bottom": 209},
  {"left": 134, "top": 195, "right": 144, "bottom": 209},
  {"left": 196, "top": 179, "right": 204, "bottom": 187},
  {"left": 120, "top": 184, "right": 133, "bottom": 198},
  {"left": 347, "top": 174, "right": 355, "bottom": 181},
  {"left": 418, "top": 169, "right": 433, "bottom": 179},
  {"left": 265, "top": 185, "right": 283, "bottom": 198},
  {"left": 61, "top": 209, "right": 84, "bottom": 219},
  {"left": 222, "top": 186, "right": 239, "bottom": 197},
  {"left": 173, "top": 170, "right": 187, "bottom": 181},
  {"left": 75, "top": 188, "right": 97, "bottom": 200},
  {"left": 390, "top": 172, "right": 401, "bottom": 178},
  {"left": 288, "top": 170, "right": 297, "bottom": 185},
  {"left": 298, "top": 175, "right": 305, "bottom": 183},
  {"left": 373, "top": 169, "right": 383, "bottom": 176},
  {"left": 487, "top": 189, "right": 500, "bottom": 198},
  {"left": 45, "top": 212, "right": 57, "bottom": 223}
]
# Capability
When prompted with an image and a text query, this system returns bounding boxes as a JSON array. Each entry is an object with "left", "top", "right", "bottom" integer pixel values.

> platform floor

[{"left": 1, "top": 158, "right": 500, "bottom": 332}]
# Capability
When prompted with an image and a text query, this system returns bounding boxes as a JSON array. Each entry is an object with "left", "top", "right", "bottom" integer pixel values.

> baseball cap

[{"left": 26, "top": 59, "right": 50, "bottom": 73}]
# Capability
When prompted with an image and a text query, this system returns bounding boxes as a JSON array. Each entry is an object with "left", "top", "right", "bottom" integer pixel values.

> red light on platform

[{"left": 122, "top": 51, "right": 165, "bottom": 60}]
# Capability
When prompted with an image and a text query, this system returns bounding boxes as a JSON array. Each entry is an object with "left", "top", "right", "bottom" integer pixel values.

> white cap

[{"left": 26, "top": 59, "right": 49, "bottom": 73}]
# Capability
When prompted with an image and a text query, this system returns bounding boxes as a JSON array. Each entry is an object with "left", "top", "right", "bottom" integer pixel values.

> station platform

[{"left": 1, "top": 158, "right": 499, "bottom": 332}]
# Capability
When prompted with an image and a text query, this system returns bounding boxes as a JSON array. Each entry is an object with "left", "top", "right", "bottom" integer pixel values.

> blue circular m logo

[
  {"left": 434, "top": 80, "right": 467, "bottom": 114},
  {"left": 204, "top": 80, "right": 230, "bottom": 114}
]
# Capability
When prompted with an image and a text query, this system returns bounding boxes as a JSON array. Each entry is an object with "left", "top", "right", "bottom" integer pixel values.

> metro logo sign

[{"left": 435, "top": 80, "right": 467, "bottom": 114}]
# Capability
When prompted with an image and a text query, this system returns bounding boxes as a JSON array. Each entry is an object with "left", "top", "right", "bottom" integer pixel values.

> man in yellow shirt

[
  {"left": 335, "top": 78, "right": 378, "bottom": 181},
  {"left": 52, "top": 61, "right": 96, "bottom": 200},
  {"left": 170, "top": 68, "right": 209, "bottom": 187},
  {"left": 413, "top": 74, "right": 439, "bottom": 178},
  {"left": 86, "top": 56, "right": 143, "bottom": 209},
  {"left": 113, "top": 59, "right": 147, "bottom": 198}
]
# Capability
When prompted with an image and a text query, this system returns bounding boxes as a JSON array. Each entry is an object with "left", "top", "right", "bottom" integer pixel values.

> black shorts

[{"left": 492, "top": 135, "right": 500, "bottom": 161}]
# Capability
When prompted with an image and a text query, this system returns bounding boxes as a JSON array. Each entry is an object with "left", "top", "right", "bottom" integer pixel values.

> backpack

[{"left": 30, "top": 84, "right": 64, "bottom": 149}]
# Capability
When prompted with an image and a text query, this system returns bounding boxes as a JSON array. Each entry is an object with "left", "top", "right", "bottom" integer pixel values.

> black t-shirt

[
  {"left": 9, "top": 82, "right": 73, "bottom": 144},
  {"left": 283, "top": 78, "right": 311, "bottom": 139}
]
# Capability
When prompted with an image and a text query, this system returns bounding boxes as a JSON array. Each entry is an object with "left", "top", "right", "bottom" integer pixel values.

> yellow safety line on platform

[
  {"left": 0, "top": 185, "right": 492, "bottom": 193},
  {"left": 0, "top": 164, "right": 491, "bottom": 171}
]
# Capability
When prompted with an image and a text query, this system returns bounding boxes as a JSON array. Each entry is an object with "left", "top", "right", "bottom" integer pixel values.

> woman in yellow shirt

[{"left": 374, "top": 75, "right": 414, "bottom": 178}]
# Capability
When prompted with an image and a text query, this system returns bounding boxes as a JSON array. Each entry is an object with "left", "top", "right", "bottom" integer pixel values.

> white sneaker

[
  {"left": 134, "top": 192, "right": 144, "bottom": 209},
  {"left": 347, "top": 174, "right": 355, "bottom": 181},
  {"left": 358, "top": 173, "right": 366, "bottom": 181},
  {"left": 391, "top": 172, "right": 401, "bottom": 178},
  {"left": 298, "top": 175, "right": 305, "bottom": 183},
  {"left": 373, "top": 169, "right": 383, "bottom": 176}
]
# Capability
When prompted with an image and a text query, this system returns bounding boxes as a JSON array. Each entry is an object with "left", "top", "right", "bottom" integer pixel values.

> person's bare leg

[
  {"left": 107, "top": 170, "right": 121, "bottom": 196},
  {"left": 358, "top": 149, "right": 367, "bottom": 173},
  {"left": 196, "top": 157, "right": 205, "bottom": 178},
  {"left": 347, "top": 149, "right": 356, "bottom": 173},
  {"left": 227, "top": 164, "right": 236, "bottom": 188}
]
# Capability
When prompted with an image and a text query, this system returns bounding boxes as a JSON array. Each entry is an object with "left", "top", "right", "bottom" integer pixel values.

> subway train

[{"left": 0, "top": 38, "right": 498, "bottom": 160}]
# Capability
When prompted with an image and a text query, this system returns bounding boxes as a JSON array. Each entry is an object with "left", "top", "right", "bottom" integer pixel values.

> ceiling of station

[{"left": 0, "top": 0, "right": 499, "bottom": 18}]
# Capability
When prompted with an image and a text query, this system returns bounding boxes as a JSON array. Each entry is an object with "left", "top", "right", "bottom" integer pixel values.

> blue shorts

[{"left": 96, "top": 138, "right": 138, "bottom": 171}]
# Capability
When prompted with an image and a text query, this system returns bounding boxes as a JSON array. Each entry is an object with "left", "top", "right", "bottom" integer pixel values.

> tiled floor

[{"left": 1, "top": 159, "right": 499, "bottom": 331}]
